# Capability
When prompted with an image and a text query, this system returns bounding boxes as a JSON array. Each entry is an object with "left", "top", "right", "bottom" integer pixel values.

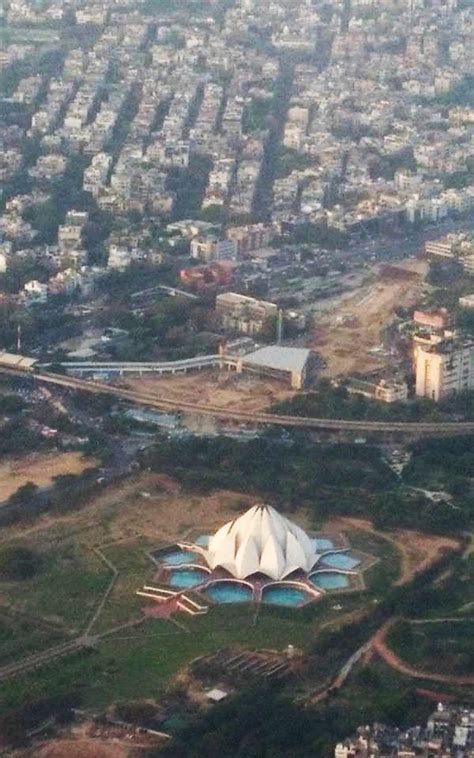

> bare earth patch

[
  {"left": 0, "top": 452, "right": 98, "bottom": 502},
  {"left": 117, "top": 370, "right": 294, "bottom": 413},
  {"left": 391, "top": 528, "right": 459, "bottom": 584},
  {"left": 16, "top": 720, "right": 169, "bottom": 757},
  {"left": 0, "top": 471, "right": 255, "bottom": 547},
  {"left": 31, "top": 740, "right": 131, "bottom": 758},
  {"left": 327, "top": 516, "right": 459, "bottom": 585},
  {"left": 104, "top": 483, "right": 256, "bottom": 544},
  {"left": 310, "top": 259, "right": 428, "bottom": 377}
]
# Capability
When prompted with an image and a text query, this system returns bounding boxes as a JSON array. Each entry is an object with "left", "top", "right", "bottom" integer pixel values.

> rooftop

[
  {"left": 242, "top": 345, "right": 311, "bottom": 374},
  {"left": 0, "top": 351, "right": 37, "bottom": 369},
  {"left": 205, "top": 504, "right": 319, "bottom": 580}
]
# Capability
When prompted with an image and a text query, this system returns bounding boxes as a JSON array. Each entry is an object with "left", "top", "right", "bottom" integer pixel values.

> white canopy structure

[{"left": 204, "top": 504, "right": 319, "bottom": 581}]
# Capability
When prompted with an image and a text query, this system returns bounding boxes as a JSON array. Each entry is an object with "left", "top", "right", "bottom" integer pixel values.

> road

[{"left": 2, "top": 366, "right": 474, "bottom": 436}]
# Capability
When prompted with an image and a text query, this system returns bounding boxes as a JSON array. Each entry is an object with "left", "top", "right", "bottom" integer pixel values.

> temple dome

[{"left": 204, "top": 504, "right": 319, "bottom": 580}]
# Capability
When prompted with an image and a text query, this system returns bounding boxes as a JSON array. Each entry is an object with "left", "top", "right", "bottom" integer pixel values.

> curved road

[
  {"left": 372, "top": 619, "right": 474, "bottom": 686},
  {"left": 3, "top": 367, "right": 474, "bottom": 436}
]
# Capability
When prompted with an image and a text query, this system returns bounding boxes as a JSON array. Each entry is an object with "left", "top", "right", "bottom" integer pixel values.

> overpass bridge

[
  {"left": 131, "top": 284, "right": 199, "bottom": 301},
  {"left": 48, "top": 354, "right": 237, "bottom": 377}
]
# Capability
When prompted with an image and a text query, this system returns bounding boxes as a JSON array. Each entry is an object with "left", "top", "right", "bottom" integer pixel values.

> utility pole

[{"left": 277, "top": 309, "right": 283, "bottom": 344}]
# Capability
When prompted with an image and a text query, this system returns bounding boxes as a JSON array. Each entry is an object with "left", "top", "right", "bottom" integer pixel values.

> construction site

[
  {"left": 309, "top": 259, "right": 429, "bottom": 377},
  {"left": 118, "top": 370, "right": 295, "bottom": 414}
]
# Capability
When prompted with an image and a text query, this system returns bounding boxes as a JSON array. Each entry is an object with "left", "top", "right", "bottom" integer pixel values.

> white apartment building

[
  {"left": 416, "top": 339, "right": 474, "bottom": 401},
  {"left": 190, "top": 235, "right": 238, "bottom": 263}
]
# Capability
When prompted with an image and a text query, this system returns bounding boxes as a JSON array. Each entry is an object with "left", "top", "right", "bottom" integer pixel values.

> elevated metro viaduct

[{"left": 1, "top": 358, "right": 474, "bottom": 440}]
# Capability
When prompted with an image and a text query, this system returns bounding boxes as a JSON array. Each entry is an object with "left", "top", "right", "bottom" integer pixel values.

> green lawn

[
  {"left": 0, "top": 518, "right": 402, "bottom": 714},
  {"left": 388, "top": 619, "right": 474, "bottom": 677},
  {"left": 0, "top": 603, "right": 328, "bottom": 711},
  {"left": 343, "top": 528, "right": 401, "bottom": 592},
  {"left": 88, "top": 540, "right": 156, "bottom": 634},
  {"left": 400, "top": 551, "right": 474, "bottom": 620},
  {"left": 0, "top": 541, "right": 111, "bottom": 636},
  {"left": 0, "top": 613, "right": 67, "bottom": 666}
]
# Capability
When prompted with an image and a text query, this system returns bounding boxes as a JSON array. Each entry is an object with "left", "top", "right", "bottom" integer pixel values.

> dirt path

[
  {"left": 328, "top": 517, "right": 459, "bottom": 586},
  {"left": 372, "top": 619, "right": 474, "bottom": 686},
  {"left": 409, "top": 617, "right": 474, "bottom": 624},
  {"left": 34, "top": 739, "right": 134, "bottom": 758}
]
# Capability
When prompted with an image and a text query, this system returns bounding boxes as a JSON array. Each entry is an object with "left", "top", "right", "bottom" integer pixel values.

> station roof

[
  {"left": 0, "top": 352, "right": 37, "bottom": 369},
  {"left": 242, "top": 345, "right": 310, "bottom": 374}
]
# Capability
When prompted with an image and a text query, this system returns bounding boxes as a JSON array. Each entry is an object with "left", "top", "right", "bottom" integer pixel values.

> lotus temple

[{"left": 138, "top": 505, "right": 375, "bottom": 612}]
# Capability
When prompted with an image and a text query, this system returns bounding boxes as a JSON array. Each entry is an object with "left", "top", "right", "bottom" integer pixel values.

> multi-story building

[
  {"left": 216, "top": 292, "right": 278, "bottom": 335},
  {"left": 190, "top": 235, "right": 239, "bottom": 263},
  {"left": 415, "top": 339, "right": 474, "bottom": 401},
  {"left": 413, "top": 308, "right": 451, "bottom": 331},
  {"left": 344, "top": 377, "right": 409, "bottom": 403},
  {"left": 226, "top": 224, "right": 274, "bottom": 257},
  {"left": 57, "top": 224, "right": 84, "bottom": 253},
  {"left": 336, "top": 703, "right": 474, "bottom": 757},
  {"left": 424, "top": 238, "right": 457, "bottom": 258}
]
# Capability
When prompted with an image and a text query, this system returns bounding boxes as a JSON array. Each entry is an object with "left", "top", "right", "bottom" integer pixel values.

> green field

[
  {"left": 344, "top": 527, "right": 400, "bottom": 592},
  {"left": 0, "top": 603, "right": 344, "bottom": 712},
  {"left": 380, "top": 543, "right": 474, "bottom": 679},
  {"left": 0, "top": 541, "right": 111, "bottom": 641},
  {"left": 388, "top": 619, "right": 474, "bottom": 677},
  {"left": 0, "top": 467, "right": 408, "bottom": 718},
  {"left": 408, "top": 552, "right": 474, "bottom": 620},
  {"left": 88, "top": 540, "right": 157, "bottom": 634},
  {"left": 0, "top": 612, "right": 66, "bottom": 666},
  {"left": 0, "top": 575, "right": 396, "bottom": 716}
]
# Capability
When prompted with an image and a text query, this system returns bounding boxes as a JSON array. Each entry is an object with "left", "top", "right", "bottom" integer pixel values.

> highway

[{"left": 2, "top": 365, "right": 474, "bottom": 436}]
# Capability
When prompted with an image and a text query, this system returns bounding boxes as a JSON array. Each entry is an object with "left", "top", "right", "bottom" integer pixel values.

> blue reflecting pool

[
  {"left": 321, "top": 552, "right": 360, "bottom": 570},
  {"left": 195, "top": 535, "right": 210, "bottom": 546},
  {"left": 262, "top": 585, "right": 309, "bottom": 607},
  {"left": 162, "top": 550, "right": 199, "bottom": 565},
  {"left": 204, "top": 582, "right": 253, "bottom": 604},
  {"left": 168, "top": 568, "right": 208, "bottom": 588},
  {"left": 310, "top": 572, "right": 350, "bottom": 590},
  {"left": 312, "top": 538, "right": 334, "bottom": 552}
]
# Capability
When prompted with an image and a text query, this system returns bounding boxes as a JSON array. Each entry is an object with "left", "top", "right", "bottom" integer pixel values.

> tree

[
  {"left": 0, "top": 545, "right": 42, "bottom": 580},
  {"left": 115, "top": 701, "right": 158, "bottom": 724},
  {"left": 7, "top": 482, "right": 39, "bottom": 506}
]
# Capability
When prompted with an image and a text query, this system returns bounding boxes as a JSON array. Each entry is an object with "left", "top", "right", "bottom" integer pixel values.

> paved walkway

[{"left": 0, "top": 637, "right": 95, "bottom": 681}]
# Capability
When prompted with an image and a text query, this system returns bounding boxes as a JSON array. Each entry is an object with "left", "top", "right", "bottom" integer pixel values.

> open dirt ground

[
  {"left": 117, "top": 370, "right": 294, "bottom": 412},
  {"left": 0, "top": 470, "right": 255, "bottom": 547},
  {"left": 328, "top": 516, "right": 459, "bottom": 585},
  {"left": 23, "top": 718, "right": 169, "bottom": 758},
  {"left": 310, "top": 259, "right": 428, "bottom": 377},
  {"left": 0, "top": 452, "right": 98, "bottom": 502},
  {"left": 29, "top": 741, "right": 131, "bottom": 758}
]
